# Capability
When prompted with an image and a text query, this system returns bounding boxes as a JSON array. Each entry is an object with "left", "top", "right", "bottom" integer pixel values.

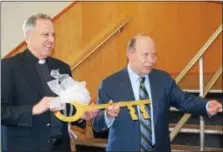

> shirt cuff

[
  {"left": 104, "top": 110, "right": 115, "bottom": 128},
  {"left": 206, "top": 102, "right": 214, "bottom": 117}
]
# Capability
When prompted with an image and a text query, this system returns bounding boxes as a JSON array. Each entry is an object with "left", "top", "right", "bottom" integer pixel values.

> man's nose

[
  {"left": 147, "top": 55, "right": 155, "bottom": 63},
  {"left": 48, "top": 34, "right": 55, "bottom": 42},
  {"left": 49, "top": 36, "right": 55, "bottom": 42}
]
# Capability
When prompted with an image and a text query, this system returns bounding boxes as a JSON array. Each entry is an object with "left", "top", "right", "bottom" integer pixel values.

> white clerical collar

[{"left": 38, "top": 59, "right": 46, "bottom": 64}]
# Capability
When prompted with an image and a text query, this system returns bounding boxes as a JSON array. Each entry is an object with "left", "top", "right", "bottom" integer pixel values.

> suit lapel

[
  {"left": 149, "top": 70, "right": 160, "bottom": 126},
  {"left": 46, "top": 57, "right": 55, "bottom": 72},
  {"left": 21, "top": 51, "right": 44, "bottom": 96},
  {"left": 119, "top": 68, "right": 135, "bottom": 101},
  {"left": 118, "top": 68, "right": 142, "bottom": 120}
]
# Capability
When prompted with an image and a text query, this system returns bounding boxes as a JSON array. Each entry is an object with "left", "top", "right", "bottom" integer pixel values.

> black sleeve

[{"left": 1, "top": 59, "right": 33, "bottom": 127}]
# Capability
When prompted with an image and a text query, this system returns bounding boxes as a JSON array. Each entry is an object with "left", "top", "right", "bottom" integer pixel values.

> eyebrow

[{"left": 41, "top": 32, "right": 55, "bottom": 35}]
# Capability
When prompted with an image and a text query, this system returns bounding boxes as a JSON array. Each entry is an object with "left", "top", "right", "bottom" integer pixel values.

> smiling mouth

[
  {"left": 44, "top": 45, "right": 53, "bottom": 50},
  {"left": 145, "top": 65, "right": 153, "bottom": 68},
  {"left": 145, "top": 66, "right": 153, "bottom": 70}
]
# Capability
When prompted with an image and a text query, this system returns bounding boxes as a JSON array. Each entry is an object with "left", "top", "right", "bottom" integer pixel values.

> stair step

[
  {"left": 183, "top": 89, "right": 222, "bottom": 93},
  {"left": 169, "top": 111, "right": 223, "bottom": 126},
  {"left": 169, "top": 124, "right": 223, "bottom": 134},
  {"left": 171, "top": 144, "right": 223, "bottom": 152},
  {"left": 171, "top": 132, "right": 222, "bottom": 148}
]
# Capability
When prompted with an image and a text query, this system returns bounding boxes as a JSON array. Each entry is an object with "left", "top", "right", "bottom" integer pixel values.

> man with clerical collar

[{"left": 1, "top": 13, "right": 98, "bottom": 152}]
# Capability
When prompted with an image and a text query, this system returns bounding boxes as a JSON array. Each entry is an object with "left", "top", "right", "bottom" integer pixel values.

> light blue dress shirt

[{"left": 105, "top": 64, "right": 156, "bottom": 145}]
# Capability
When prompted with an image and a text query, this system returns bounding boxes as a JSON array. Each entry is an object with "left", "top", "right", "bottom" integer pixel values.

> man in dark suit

[
  {"left": 92, "top": 34, "right": 222, "bottom": 152},
  {"left": 1, "top": 13, "right": 97, "bottom": 152}
]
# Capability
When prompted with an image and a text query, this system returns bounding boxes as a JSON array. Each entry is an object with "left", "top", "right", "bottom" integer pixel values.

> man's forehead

[
  {"left": 35, "top": 19, "right": 54, "bottom": 30},
  {"left": 35, "top": 18, "right": 52, "bottom": 24},
  {"left": 135, "top": 36, "right": 155, "bottom": 49},
  {"left": 136, "top": 36, "right": 153, "bottom": 43}
]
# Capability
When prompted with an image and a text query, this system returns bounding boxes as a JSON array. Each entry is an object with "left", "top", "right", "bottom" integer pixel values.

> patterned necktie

[{"left": 139, "top": 77, "right": 153, "bottom": 152}]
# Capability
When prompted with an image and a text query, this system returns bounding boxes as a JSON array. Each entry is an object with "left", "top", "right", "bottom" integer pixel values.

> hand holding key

[
  {"left": 54, "top": 99, "right": 151, "bottom": 122},
  {"left": 106, "top": 100, "right": 121, "bottom": 120}
]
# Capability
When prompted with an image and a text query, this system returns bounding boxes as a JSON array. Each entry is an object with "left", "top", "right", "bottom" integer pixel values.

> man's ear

[
  {"left": 127, "top": 49, "right": 134, "bottom": 61},
  {"left": 127, "top": 51, "right": 131, "bottom": 61},
  {"left": 24, "top": 31, "right": 30, "bottom": 43}
]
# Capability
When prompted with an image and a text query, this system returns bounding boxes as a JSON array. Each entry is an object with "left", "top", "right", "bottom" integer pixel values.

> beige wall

[{"left": 1, "top": 1, "right": 71, "bottom": 58}]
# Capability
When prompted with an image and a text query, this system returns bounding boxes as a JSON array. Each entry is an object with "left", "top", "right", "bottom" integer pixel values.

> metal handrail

[
  {"left": 169, "top": 24, "right": 222, "bottom": 143},
  {"left": 199, "top": 57, "right": 205, "bottom": 151},
  {"left": 170, "top": 65, "right": 222, "bottom": 141},
  {"left": 175, "top": 24, "right": 222, "bottom": 84}
]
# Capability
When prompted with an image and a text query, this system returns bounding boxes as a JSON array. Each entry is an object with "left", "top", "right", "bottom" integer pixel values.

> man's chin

[
  {"left": 44, "top": 50, "right": 53, "bottom": 56},
  {"left": 145, "top": 69, "right": 153, "bottom": 74},
  {"left": 41, "top": 53, "right": 51, "bottom": 59}
]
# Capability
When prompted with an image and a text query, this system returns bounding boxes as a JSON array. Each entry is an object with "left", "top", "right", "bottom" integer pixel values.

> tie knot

[{"left": 139, "top": 77, "right": 146, "bottom": 84}]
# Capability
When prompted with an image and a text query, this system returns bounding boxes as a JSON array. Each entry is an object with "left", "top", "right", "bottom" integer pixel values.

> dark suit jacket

[
  {"left": 93, "top": 68, "right": 208, "bottom": 152},
  {"left": 1, "top": 49, "right": 76, "bottom": 152}
]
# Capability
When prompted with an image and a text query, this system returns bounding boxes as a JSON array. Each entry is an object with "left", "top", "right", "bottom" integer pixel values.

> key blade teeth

[
  {"left": 143, "top": 115, "right": 149, "bottom": 119},
  {"left": 132, "top": 115, "right": 138, "bottom": 120}
]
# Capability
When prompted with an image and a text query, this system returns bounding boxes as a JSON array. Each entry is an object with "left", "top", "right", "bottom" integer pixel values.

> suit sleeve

[
  {"left": 92, "top": 80, "right": 110, "bottom": 132},
  {"left": 1, "top": 59, "right": 33, "bottom": 127},
  {"left": 168, "top": 75, "right": 208, "bottom": 117}
]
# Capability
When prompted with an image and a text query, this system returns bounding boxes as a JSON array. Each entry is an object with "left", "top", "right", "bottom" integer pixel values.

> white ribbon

[
  {"left": 47, "top": 69, "right": 91, "bottom": 140},
  {"left": 48, "top": 69, "right": 91, "bottom": 110}
]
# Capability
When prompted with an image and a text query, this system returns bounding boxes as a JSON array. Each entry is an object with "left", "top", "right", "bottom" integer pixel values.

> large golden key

[{"left": 54, "top": 99, "right": 151, "bottom": 122}]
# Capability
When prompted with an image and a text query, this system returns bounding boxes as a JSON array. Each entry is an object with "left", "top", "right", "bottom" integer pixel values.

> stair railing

[{"left": 170, "top": 24, "right": 222, "bottom": 151}]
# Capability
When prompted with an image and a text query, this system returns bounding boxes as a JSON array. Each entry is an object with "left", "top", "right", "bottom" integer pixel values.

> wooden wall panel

[
  {"left": 5, "top": 2, "right": 222, "bottom": 98},
  {"left": 53, "top": 2, "right": 84, "bottom": 65},
  {"left": 70, "top": 2, "right": 222, "bottom": 96}
]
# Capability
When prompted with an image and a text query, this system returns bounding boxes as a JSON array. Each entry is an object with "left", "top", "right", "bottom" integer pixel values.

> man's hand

[
  {"left": 207, "top": 100, "right": 222, "bottom": 115},
  {"left": 106, "top": 100, "right": 120, "bottom": 120},
  {"left": 32, "top": 97, "right": 53, "bottom": 115},
  {"left": 81, "top": 103, "right": 98, "bottom": 120}
]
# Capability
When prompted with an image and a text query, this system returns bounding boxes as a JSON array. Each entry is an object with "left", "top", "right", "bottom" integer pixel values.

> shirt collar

[
  {"left": 25, "top": 49, "right": 47, "bottom": 65},
  {"left": 38, "top": 59, "right": 46, "bottom": 64},
  {"left": 127, "top": 64, "right": 148, "bottom": 83}
]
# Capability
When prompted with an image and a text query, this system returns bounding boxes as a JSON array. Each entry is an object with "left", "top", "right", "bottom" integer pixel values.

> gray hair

[
  {"left": 127, "top": 37, "right": 136, "bottom": 52},
  {"left": 22, "top": 13, "right": 52, "bottom": 33}
]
